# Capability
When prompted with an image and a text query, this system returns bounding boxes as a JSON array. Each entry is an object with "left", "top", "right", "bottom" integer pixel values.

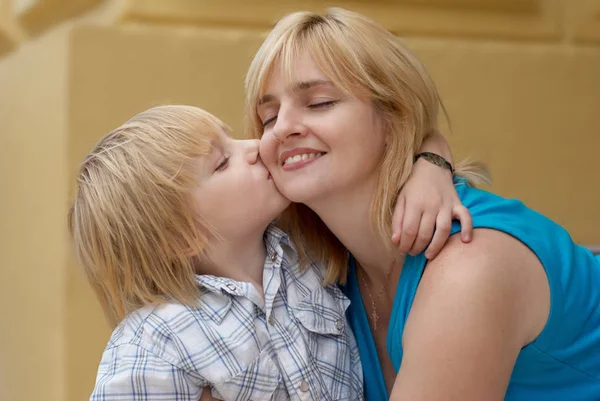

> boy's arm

[
  {"left": 417, "top": 129, "right": 454, "bottom": 165},
  {"left": 90, "top": 343, "right": 204, "bottom": 401},
  {"left": 392, "top": 131, "right": 472, "bottom": 260}
]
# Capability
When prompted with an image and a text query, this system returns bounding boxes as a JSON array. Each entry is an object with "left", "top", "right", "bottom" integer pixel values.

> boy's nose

[{"left": 244, "top": 139, "right": 260, "bottom": 164}]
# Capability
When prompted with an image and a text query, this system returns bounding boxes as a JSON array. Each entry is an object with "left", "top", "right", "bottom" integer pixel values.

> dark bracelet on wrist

[{"left": 413, "top": 152, "right": 454, "bottom": 174}]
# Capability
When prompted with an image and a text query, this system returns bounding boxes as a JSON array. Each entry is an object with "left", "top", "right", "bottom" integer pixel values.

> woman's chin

[
  {"left": 284, "top": 190, "right": 321, "bottom": 206},
  {"left": 272, "top": 175, "right": 333, "bottom": 206}
]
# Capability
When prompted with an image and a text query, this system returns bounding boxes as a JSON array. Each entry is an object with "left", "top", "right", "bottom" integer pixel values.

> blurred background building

[{"left": 0, "top": 1, "right": 599, "bottom": 400}]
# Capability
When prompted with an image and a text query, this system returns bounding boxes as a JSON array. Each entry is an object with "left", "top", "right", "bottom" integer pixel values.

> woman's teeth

[{"left": 283, "top": 152, "right": 323, "bottom": 166}]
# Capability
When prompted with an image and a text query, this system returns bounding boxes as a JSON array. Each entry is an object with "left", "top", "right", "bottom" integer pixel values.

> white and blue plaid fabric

[{"left": 90, "top": 225, "right": 363, "bottom": 400}]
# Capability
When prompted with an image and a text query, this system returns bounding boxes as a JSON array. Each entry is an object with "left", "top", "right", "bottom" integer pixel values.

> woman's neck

[{"left": 308, "top": 177, "right": 402, "bottom": 281}]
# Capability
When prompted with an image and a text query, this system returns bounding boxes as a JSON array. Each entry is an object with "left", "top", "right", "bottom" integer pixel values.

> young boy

[{"left": 69, "top": 105, "right": 466, "bottom": 400}]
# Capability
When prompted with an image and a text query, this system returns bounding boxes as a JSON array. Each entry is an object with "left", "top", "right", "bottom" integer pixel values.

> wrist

[{"left": 414, "top": 152, "right": 454, "bottom": 174}]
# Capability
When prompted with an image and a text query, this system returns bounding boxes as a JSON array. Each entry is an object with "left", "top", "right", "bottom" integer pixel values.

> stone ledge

[
  {"left": 0, "top": 0, "right": 22, "bottom": 57},
  {"left": 569, "top": 0, "right": 600, "bottom": 44},
  {"left": 382, "top": 0, "right": 540, "bottom": 14},
  {"left": 119, "top": 0, "right": 561, "bottom": 41},
  {"left": 16, "top": 0, "right": 103, "bottom": 36},
  {"left": 0, "top": 22, "right": 17, "bottom": 56}
]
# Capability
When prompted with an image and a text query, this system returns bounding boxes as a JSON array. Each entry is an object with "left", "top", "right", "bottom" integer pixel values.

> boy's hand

[{"left": 391, "top": 159, "right": 472, "bottom": 259}]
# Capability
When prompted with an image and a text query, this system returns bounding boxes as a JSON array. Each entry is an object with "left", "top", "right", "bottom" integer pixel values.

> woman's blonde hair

[
  {"left": 68, "top": 105, "right": 226, "bottom": 327},
  {"left": 245, "top": 7, "right": 489, "bottom": 284}
]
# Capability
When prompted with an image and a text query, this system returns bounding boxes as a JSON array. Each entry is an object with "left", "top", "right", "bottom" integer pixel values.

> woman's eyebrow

[
  {"left": 293, "top": 79, "right": 332, "bottom": 91},
  {"left": 258, "top": 79, "right": 333, "bottom": 105}
]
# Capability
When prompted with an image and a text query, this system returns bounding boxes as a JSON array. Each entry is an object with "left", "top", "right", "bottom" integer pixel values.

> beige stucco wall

[
  {"left": 0, "top": 25, "right": 69, "bottom": 401},
  {"left": 1, "top": 1, "right": 599, "bottom": 401}
]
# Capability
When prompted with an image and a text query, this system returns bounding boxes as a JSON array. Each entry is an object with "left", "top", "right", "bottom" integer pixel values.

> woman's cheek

[{"left": 259, "top": 135, "right": 278, "bottom": 168}]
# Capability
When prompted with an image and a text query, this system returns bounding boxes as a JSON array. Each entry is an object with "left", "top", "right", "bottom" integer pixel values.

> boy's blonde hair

[
  {"left": 68, "top": 105, "right": 226, "bottom": 327},
  {"left": 245, "top": 8, "right": 489, "bottom": 285}
]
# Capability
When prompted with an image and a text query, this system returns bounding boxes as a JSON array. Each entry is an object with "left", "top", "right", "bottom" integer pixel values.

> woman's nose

[{"left": 272, "top": 107, "right": 307, "bottom": 142}]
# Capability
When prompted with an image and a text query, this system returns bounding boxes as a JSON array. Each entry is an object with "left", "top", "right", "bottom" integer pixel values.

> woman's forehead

[{"left": 262, "top": 54, "right": 334, "bottom": 96}]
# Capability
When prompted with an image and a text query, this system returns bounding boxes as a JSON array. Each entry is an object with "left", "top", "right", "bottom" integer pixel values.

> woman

[{"left": 246, "top": 7, "right": 600, "bottom": 401}]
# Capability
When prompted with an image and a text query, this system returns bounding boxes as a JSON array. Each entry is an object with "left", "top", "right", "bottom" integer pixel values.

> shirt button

[
  {"left": 268, "top": 314, "right": 275, "bottom": 326},
  {"left": 299, "top": 380, "right": 309, "bottom": 392},
  {"left": 270, "top": 252, "right": 277, "bottom": 261},
  {"left": 335, "top": 318, "right": 344, "bottom": 331}
]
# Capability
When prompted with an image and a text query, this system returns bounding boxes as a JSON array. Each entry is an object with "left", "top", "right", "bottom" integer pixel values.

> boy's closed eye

[
  {"left": 208, "top": 139, "right": 229, "bottom": 174},
  {"left": 215, "top": 156, "right": 229, "bottom": 172}
]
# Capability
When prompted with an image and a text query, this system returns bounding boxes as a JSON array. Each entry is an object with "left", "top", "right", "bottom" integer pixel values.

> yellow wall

[
  {"left": 0, "top": 23, "right": 70, "bottom": 401},
  {"left": 1, "top": 1, "right": 599, "bottom": 401}
]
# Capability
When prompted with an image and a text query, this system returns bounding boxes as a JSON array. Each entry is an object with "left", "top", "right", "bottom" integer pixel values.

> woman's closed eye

[
  {"left": 308, "top": 100, "right": 337, "bottom": 109},
  {"left": 261, "top": 100, "right": 338, "bottom": 128},
  {"left": 262, "top": 115, "right": 277, "bottom": 128}
]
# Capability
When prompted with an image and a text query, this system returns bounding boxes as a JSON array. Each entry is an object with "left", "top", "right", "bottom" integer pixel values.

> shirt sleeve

[{"left": 90, "top": 342, "right": 207, "bottom": 401}]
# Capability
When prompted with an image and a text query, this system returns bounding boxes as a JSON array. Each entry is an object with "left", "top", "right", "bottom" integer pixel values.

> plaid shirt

[{"left": 90, "top": 225, "right": 363, "bottom": 401}]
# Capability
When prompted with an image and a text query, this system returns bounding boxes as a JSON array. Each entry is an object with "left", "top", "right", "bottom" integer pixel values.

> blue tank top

[{"left": 342, "top": 180, "right": 600, "bottom": 401}]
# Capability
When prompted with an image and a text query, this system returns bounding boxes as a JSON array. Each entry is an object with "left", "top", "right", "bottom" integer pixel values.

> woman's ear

[
  {"left": 383, "top": 117, "right": 394, "bottom": 147},
  {"left": 371, "top": 104, "right": 390, "bottom": 147}
]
